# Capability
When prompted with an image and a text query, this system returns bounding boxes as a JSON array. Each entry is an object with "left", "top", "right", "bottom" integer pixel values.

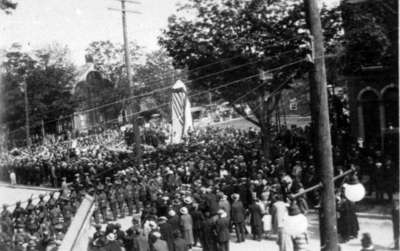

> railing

[{"left": 59, "top": 194, "right": 95, "bottom": 251}]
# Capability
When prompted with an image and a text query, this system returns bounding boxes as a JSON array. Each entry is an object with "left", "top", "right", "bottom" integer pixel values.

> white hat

[
  {"left": 183, "top": 196, "right": 193, "bottom": 204},
  {"left": 168, "top": 210, "right": 176, "bottom": 216},
  {"left": 152, "top": 231, "right": 161, "bottom": 238},
  {"left": 180, "top": 207, "right": 188, "bottom": 214},
  {"left": 231, "top": 193, "right": 240, "bottom": 200},
  {"left": 218, "top": 209, "right": 227, "bottom": 218},
  {"left": 106, "top": 233, "right": 116, "bottom": 241},
  {"left": 149, "top": 221, "right": 157, "bottom": 229}
]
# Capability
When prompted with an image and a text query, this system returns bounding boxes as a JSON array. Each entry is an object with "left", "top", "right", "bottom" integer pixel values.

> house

[
  {"left": 341, "top": 0, "right": 398, "bottom": 154},
  {"left": 71, "top": 56, "right": 117, "bottom": 134}
]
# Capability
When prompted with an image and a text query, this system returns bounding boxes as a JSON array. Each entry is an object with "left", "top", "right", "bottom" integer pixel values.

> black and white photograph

[{"left": 0, "top": 0, "right": 398, "bottom": 250}]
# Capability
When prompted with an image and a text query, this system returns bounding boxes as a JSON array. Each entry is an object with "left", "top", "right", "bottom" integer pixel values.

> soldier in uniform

[
  {"left": 116, "top": 179, "right": 126, "bottom": 218},
  {"left": 37, "top": 194, "right": 46, "bottom": 212},
  {"left": 92, "top": 224, "right": 105, "bottom": 250},
  {"left": 93, "top": 189, "right": 102, "bottom": 224},
  {"left": 25, "top": 211, "right": 38, "bottom": 235},
  {"left": 53, "top": 223, "right": 65, "bottom": 246},
  {"left": 0, "top": 225, "right": 13, "bottom": 251},
  {"left": 61, "top": 200, "right": 73, "bottom": 230},
  {"left": 47, "top": 192, "right": 57, "bottom": 210},
  {"left": 61, "top": 177, "right": 69, "bottom": 193},
  {"left": 73, "top": 173, "right": 80, "bottom": 189},
  {"left": 108, "top": 183, "right": 118, "bottom": 221},
  {"left": 132, "top": 179, "right": 142, "bottom": 213},
  {"left": 105, "top": 177, "right": 112, "bottom": 193},
  {"left": 1, "top": 204, "right": 11, "bottom": 220},
  {"left": 38, "top": 230, "right": 52, "bottom": 251},
  {"left": 14, "top": 222, "right": 28, "bottom": 250},
  {"left": 124, "top": 178, "right": 134, "bottom": 215},
  {"left": 13, "top": 201, "right": 26, "bottom": 220},
  {"left": 97, "top": 184, "right": 108, "bottom": 223},
  {"left": 49, "top": 204, "right": 62, "bottom": 233},
  {"left": 0, "top": 205, "right": 13, "bottom": 237},
  {"left": 25, "top": 198, "right": 35, "bottom": 215}
]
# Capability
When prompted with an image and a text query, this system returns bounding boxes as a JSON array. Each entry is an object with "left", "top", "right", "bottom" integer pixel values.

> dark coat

[
  {"left": 152, "top": 239, "right": 169, "bottom": 251},
  {"left": 134, "top": 235, "right": 150, "bottom": 251},
  {"left": 159, "top": 222, "right": 174, "bottom": 251},
  {"left": 231, "top": 201, "right": 246, "bottom": 223},
  {"left": 205, "top": 193, "right": 219, "bottom": 215},
  {"left": 338, "top": 199, "right": 359, "bottom": 240},
  {"left": 173, "top": 238, "right": 188, "bottom": 251},
  {"left": 215, "top": 217, "right": 230, "bottom": 243},
  {"left": 190, "top": 209, "right": 204, "bottom": 230},
  {"left": 168, "top": 215, "right": 181, "bottom": 232},
  {"left": 104, "top": 240, "right": 123, "bottom": 251},
  {"left": 248, "top": 202, "right": 263, "bottom": 227},
  {"left": 202, "top": 218, "right": 217, "bottom": 251}
]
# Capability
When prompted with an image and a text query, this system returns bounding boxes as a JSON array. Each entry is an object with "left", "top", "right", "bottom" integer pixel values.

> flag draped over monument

[{"left": 171, "top": 80, "right": 192, "bottom": 143}]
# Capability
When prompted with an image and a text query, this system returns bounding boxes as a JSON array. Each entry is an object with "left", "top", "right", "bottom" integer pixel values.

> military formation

[
  {"left": 0, "top": 126, "right": 398, "bottom": 251},
  {"left": 0, "top": 189, "right": 81, "bottom": 251}
]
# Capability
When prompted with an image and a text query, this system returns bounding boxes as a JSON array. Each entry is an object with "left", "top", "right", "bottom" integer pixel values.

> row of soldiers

[{"left": 0, "top": 187, "right": 84, "bottom": 251}]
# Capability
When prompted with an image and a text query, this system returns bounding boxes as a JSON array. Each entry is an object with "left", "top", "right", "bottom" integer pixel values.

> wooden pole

[
  {"left": 23, "top": 81, "right": 31, "bottom": 147},
  {"left": 120, "top": 0, "right": 142, "bottom": 164},
  {"left": 304, "top": 0, "right": 339, "bottom": 250}
]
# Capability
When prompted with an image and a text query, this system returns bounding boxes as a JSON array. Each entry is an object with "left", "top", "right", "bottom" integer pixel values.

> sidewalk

[{"left": 0, "top": 181, "right": 59, "bottom": 192}]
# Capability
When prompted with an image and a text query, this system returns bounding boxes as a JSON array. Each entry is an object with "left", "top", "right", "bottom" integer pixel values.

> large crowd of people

[{"left": 0, "top": 125, "right": 398, "bottom": 251}]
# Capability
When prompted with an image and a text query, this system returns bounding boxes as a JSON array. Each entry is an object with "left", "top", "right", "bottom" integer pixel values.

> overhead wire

[{"left": 6, "top": 48, "right": 302, "bottom": 135}]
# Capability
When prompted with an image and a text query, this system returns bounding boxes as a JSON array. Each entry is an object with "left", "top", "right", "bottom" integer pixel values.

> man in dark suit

[
  {"left": 215, "top": 209, "right": 230, "bottom": 251},
  {"left": 230, "top": 194, "right": 246, "bottom": 242},
  {"left": 172, "top": 230, "right": 188, "bottom": 251},
  {"left": 202, "top": 211, "right": 217, "bottom": 251},
  {"left": 248, "top": 198, "right": 263, "bottom": 241},
  {"left": 151, "top": 232, "right": 169, "bottom": 251},
  {"left": 159, "top": 216, "right": 174, "bottom": 251},
  {"left": 205, "top": 188, "right": 219, "bottom": 216},
  {"left": 168, "top": 210, "right": 181, "bottom": 233}
]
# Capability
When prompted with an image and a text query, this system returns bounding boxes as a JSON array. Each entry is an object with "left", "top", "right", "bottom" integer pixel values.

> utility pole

[
  {"left": 109, "top": 0, "right": 142, "bottom": 164},
  {"left": 23, "top": 81, "right": 31, "bottom": 147},
  {"left": 303, "top": 0, "right": 339, "bottom": 250}
]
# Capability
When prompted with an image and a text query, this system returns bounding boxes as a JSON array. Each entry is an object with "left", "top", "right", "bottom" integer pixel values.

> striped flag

[{"left": 171, "top": 80, "right": 192, "bottom": 143}]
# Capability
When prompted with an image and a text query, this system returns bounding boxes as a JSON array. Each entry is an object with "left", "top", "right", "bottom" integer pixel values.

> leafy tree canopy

[
  {"left": 2, "top": 43, "right": 76, "bottom": 141},
  {"left": 0, "top": 0, "right": 17, "bottom": 14},
  {"left": 133, "top": 49, "right": 183, "bottom": 120},
  {"left": 340, "top": 0, "right": 398, "bottom": 72},
  {"left": 85, "top": 40, "right": 142, "bottom": 91},
  {"left": 159, "top": 0, "right": 341, "bottom": 126},
  {"left": 159, "top": 0, "right": 341, "bottom": 157}
]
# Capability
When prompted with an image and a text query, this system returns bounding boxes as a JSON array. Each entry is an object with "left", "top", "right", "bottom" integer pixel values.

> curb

[
  {"left": 0, "top": 183, "right": 59, "bottom": 192},
  {"left": 308, "top": 209, "right": 392, "bottom": 220}
]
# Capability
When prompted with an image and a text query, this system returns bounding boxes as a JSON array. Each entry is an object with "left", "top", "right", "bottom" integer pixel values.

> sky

[{"left": 0, "top": 0, "right": 340, "bottom": 65}]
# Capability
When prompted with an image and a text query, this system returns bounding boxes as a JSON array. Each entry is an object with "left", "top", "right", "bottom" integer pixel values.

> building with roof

[{"left": 341, "top": 0, "right": 398, "bottom": 155}]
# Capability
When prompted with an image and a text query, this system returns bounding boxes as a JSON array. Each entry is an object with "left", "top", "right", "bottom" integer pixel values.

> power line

[
  {"left": 4, "top": 56, "right": 270, "bottom": 134},
  {"left": 70, "top": 57, "right": 308, "bottom": 133},
  {"left": 6, "top": 50, "right": 312, "bottom": 137},
  {"left": 2, "top": 48, "right": 301, "bottom": 128}
]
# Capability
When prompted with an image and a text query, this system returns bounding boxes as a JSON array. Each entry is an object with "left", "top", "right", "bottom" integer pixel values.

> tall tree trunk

[
  {"left": 260, "top": 95, "right": 273, "bottom": 161},
  {"left": 260, "top": 122, "right": 271, "bottom": 160}
]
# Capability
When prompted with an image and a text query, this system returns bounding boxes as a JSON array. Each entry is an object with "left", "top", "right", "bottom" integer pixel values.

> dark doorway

[{"left": 360, "top": 90, "right": 380, "bottom": 146}]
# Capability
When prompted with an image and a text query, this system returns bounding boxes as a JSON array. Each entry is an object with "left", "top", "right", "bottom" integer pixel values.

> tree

[
  {"left": 340, "top": 0, "right": 398, "bottom": 73},
  {"left": 85, "top": 40, "right": 141, "bottom": 90},
  {"left": 159, "top": 0, "right": 341, "bottom": 158},
  {"left": 0, "top": 0, "right": 17, "bottom": 14},
  {"left": 84, "top": 40, "right": 143, "bottom": 123},
  {"left": 1, "top": 43, "right": 76, "bottom": 145},
  {"left": 133, "top": 50, "right": 187, "bottom": 120}
]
